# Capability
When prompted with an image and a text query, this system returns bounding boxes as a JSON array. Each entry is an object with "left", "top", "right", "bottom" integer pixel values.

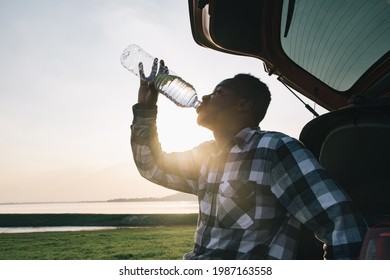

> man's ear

[{"left": 237, "top": 99, "right": 253, "bottom": 112}]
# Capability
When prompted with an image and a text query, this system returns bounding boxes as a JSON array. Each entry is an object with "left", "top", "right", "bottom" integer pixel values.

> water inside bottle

[{"left": 154, "top": 74, "right": 201, "bottom": 108}]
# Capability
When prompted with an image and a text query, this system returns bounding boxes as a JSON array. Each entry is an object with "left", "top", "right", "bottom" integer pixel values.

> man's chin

[
  {"left": 197, "top": 115, "right": 213, "bottom": 130},
  {"left": 196, "top": 115, "right": 204, "bottom": 126}
]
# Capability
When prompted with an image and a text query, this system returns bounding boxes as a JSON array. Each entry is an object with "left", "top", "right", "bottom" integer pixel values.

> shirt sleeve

[
  {"left": 130, "top": 104, "right": 205, "bottom": 195},
  {"left": 269, "top": 134, "right": 367, "bottom": 259}
]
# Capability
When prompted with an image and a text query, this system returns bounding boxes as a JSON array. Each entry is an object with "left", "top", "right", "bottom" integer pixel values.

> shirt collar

[
  {"left": 233, "top": 127, "right": 261, "bottom": 150},
  {"left": 210, "top": 127, "right": 261, "bottom": 157}
]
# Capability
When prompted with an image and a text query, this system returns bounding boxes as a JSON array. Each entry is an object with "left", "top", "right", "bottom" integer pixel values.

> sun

[{"left": 156, "top": 98, "right": 212, "bottom": 153}]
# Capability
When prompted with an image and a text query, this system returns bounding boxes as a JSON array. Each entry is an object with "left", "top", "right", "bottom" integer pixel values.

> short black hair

[{"left": 230, "top": 73, "right": 271, "bottom": 124}]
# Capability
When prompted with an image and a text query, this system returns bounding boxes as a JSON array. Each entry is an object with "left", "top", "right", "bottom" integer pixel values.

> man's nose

[{"left": 202, "top": 94, "right": 212, "bottom": 101}]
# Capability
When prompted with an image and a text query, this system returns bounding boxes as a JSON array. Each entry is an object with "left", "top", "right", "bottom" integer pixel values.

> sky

[{"left": 0, "top": 0, "right": 327, "bottom": 203}]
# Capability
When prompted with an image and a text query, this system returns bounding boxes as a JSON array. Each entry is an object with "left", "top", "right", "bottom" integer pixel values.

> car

[{"left": 187, "top": 0, "right": 390, "bottom": 259}]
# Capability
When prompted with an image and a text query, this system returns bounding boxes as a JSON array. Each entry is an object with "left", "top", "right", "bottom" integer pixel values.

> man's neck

[
  {"left": 213, "top": 125, "right": 246, "bottom": 150},
  {"left": 210, "top": 115, "right": 257, "bottom": 150}
]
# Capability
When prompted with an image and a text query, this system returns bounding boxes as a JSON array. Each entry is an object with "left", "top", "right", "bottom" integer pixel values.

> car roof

[{"left": 188, "top": 0, "right": 390, "bottom": 111}]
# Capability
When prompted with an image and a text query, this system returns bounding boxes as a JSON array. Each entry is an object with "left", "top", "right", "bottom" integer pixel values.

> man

[{"left": 130, "top": 60, "right": 367, "bottom": 259}]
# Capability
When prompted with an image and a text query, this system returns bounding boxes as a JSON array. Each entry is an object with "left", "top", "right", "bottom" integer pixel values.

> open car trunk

[{"left": 188, "top": 0, "right": 390, "bottom": 259}]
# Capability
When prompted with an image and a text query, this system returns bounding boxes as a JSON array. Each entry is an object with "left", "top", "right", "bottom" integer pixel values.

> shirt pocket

[{"left": 216, "top": 180, "right": 256, "bottom": 229}]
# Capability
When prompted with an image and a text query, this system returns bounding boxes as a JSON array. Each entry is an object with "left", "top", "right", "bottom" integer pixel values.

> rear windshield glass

[{"left": 280, "top": 0, "right": 390, "bottom": 92}]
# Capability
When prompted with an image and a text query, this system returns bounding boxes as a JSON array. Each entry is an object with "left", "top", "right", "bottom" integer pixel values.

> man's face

[{"left": 196, "top": 79, "right": 242, "bottom": 131}]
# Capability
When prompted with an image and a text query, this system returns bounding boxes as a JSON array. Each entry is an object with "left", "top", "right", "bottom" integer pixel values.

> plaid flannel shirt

[{"left": 131, "top": 105, "right": 367, "bottom": 259}]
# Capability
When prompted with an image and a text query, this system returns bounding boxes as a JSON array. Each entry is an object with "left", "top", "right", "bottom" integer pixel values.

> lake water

[
  {"left": 0, "top": 226, "right": 120, "bottom": 234},
  {"left": 0, "top": 201, "right": 199, "bottom": 233},
  {"left": 0, "top": 201, "right": 198, "bottom": 214}
]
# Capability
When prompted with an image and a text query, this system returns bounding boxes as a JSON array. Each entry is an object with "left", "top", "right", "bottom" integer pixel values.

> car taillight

[{"left": 359, "top": 226, "right": 390, "bottom": 259}]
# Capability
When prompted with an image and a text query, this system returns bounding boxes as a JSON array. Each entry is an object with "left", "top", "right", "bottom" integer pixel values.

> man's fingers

[
  {"left": 158, "top": 60, "right": 169, "bottom": 75},
  {"left": 139, "top": 62, "right": 147, "bottom": 84},
  {"left": 147, "top": 58, "right": 158, "bottom": 81},
  {"left": 139, "top": 59, "right": 168, "bottom": 85}
]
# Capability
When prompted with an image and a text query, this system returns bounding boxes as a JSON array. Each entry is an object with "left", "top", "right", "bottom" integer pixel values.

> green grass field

[
  {"left": 0, "top": 226, "right": 195, "bottom": 260},
  {"left": 0, "top": 213, "right": 198, "bottom": 227},
  {"left": 0, "top": 214, "right": 197, "bottom": 260}
]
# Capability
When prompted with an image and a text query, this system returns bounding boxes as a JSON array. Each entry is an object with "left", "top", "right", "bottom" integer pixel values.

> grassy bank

[
  {"left": 0, "top": 214, "right": 198, "bottom": 259},
  {"left": 0, "top": 213, "right": 198, "bottom": 227},
  {"left": 0, "top": 226, "right": 195, "bottom": 259}
]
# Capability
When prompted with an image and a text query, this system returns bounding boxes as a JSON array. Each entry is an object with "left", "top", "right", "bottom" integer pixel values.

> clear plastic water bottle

[{"left": 120, "top": 44, "right": 201, "bottom": 109}]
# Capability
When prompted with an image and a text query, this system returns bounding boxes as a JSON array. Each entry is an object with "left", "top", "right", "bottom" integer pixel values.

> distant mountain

[
  {"left": 107, "top": 192, "right": 197, "bottom": 203},
  {"left": 160, "top": 192, "right": 197, "bottom": 201}
]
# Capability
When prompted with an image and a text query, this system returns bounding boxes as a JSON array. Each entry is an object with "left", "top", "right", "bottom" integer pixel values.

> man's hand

[
  {"left": 137, "top": 58, "right": 168, "bottom": 109},
  {"left": 138, "top": 79, "right": 158, "bottom": 109}
]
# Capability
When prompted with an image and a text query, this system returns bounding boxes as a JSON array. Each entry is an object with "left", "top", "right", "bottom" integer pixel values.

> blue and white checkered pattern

[{"left": 131, "top": 105, "right": 367, "bottom": 259}]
